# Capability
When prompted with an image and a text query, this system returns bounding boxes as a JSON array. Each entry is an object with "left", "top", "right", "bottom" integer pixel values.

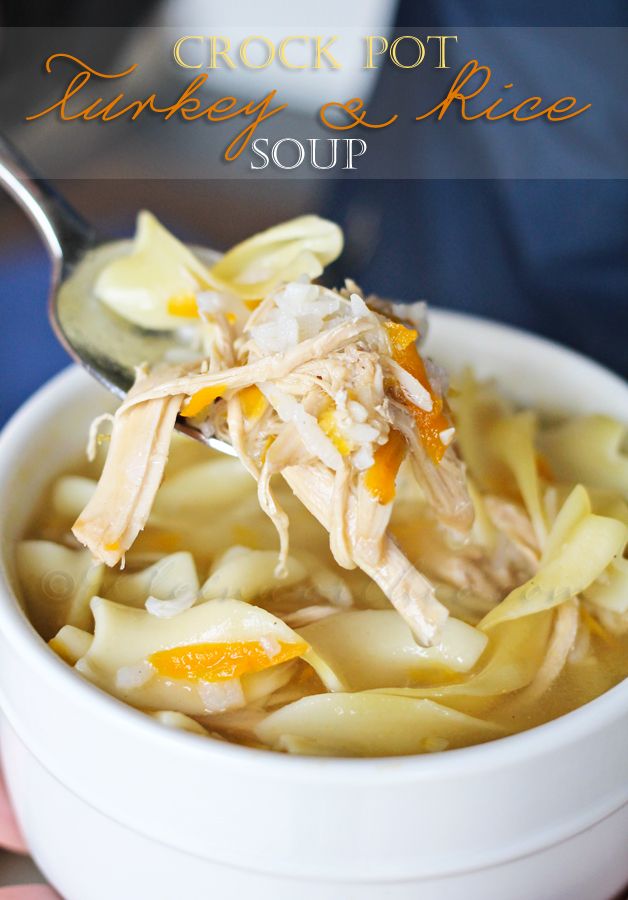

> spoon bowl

[{"left": 0, "top": 133, "right": 234, "bottom": 455}]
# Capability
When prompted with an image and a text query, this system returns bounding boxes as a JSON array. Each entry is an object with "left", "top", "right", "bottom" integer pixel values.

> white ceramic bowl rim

[{"left": 0, "top": 312, "right": 626, "bottom": 786}]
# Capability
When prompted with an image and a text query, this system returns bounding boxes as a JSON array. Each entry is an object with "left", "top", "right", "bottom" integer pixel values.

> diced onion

[
  {"left": 115, "top": 661, "right": 155, "bottom": 690},
  {"left": 145, "top": 591, "right": 197, "bottom": 618},
  {"left": 197, "top": 678, "right": 245, "bottom": 713}
]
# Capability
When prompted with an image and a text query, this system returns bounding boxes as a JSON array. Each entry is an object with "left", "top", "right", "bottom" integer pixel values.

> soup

[{"left": 15, "top": 213, "right": 628, "bottom": 757}]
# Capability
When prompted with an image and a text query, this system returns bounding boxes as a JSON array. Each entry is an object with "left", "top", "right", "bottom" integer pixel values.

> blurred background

[{"left": 0, "top": 1, "right": 626, "bottom": 431}]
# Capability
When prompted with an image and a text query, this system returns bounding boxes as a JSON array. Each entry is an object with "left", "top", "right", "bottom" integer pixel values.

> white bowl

[{"left": 0, "top": 311, "right": 626, "bottom": 900}]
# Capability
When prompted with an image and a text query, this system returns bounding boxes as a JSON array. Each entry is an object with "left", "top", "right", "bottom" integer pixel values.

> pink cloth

[
  {"left": 0, "top": 890, "right": 58, "bottom": 899},
  {"left": 0, "top": 775, "right": 57, "bottom": 899}
]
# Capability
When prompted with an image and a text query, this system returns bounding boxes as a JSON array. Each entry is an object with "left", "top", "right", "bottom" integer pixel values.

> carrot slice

[
  {"left": 239, "top": 385, "right": 268, "bottom": 421},
  {"left": 167, "top": 294, "right": 199, "bottom": 318},
  {"left": 384, "top": 321, "right": 451, "bottom": 464},
  {"left": 364, "top": 429, "right": 407, "bottom": 504},
  {"left": 148, "top": 640, "right": 307, "bottom": 682},
  {"left": 180, "top": 384, "right": 226, "bottom": 417}
]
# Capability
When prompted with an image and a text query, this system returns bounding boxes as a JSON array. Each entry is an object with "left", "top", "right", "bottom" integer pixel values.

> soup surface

[{"left": 18, "top": 376, "right": 628, "bottom": 757}]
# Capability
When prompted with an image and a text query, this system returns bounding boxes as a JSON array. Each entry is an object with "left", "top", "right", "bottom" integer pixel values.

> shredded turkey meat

[
  {"left": 73, "top": 281, "right": 474, "bottom": 645},
  {"left": 513, "top": 600, "right": 579, "bottom": 705},
  {"left": 73, "top": 366, "right": 185, "bottom": 566}
]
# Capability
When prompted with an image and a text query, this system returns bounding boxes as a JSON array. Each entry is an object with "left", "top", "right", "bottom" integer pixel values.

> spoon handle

[{"left": 0, "top": 132, "right": 94, "bottom": 265}]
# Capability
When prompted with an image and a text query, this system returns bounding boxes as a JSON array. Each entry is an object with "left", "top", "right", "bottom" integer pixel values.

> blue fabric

[
  {"left": 327, "top": 179, "right": 628, "bottom": 378},
  {"left": 0, "top": 240, "right": 69, "bottom": 426},
  {"left": 326, "top": 0, "right": 628, "bottom": 377}
]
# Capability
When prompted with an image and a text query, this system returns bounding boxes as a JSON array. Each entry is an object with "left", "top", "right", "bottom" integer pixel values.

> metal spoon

[{"left": 0, "top": 133, "right": 235, "bottom": 455}]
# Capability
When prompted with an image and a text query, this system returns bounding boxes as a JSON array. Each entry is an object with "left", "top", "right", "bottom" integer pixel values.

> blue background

[{"left": 0, "top": 240, "right": 68, "bottom": 425}]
